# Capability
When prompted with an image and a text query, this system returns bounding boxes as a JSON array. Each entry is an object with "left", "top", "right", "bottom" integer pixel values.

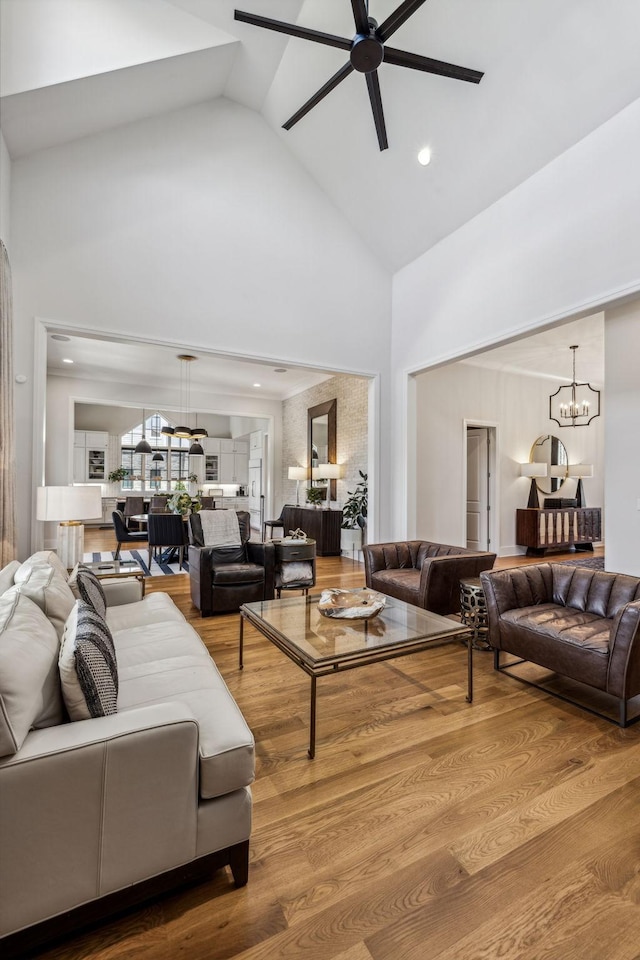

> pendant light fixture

[
  {"left": 171, "top": 354, "right": 209, "bottom": 441},
  {"left": 134, "top": 409, "right": 152, "bottom": 454},
  {"left": 549, "top": 346, "right": 601, "bottom": 428},
  {"left": 152, "top": 450, "right": 164, "bottom": 462}
]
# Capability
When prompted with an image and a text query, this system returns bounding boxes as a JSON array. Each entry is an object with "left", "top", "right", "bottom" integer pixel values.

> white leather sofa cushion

[
  {"left": 0, "top": 589, "right": 63, "bottom": 756},
  {"left": 114, "top": 621, "right": 254, "bottom": 799},
  {"left": 13, "top": 559, "right": 76, "bottom": 640},
  {"left": 27, "top": 550, "right": 70, "bottom": 582},
  {"left": 0, "top": 560, "right": 20, "bottom": 598},
  {"left": 105, "top": 591, "right": 185, "bottom": 633}
]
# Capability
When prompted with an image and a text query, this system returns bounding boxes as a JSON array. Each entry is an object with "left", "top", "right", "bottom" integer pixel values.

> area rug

[
  {"left": 557, "top": 556, "right": 604, "bottom": 570},
  {"left": 82, "top": 549, "right": 188, "bottom": 577}
]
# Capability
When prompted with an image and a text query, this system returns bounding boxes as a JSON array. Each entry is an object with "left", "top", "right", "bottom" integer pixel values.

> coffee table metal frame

[{"left": 239, "top": 592, "right": 473, "bottom": 758}]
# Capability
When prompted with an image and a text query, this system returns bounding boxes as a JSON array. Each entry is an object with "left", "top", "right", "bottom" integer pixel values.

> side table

[
  {"left": 459, "top": 577, "right": 491, "bottom": 651},
  {"left": 273, "top": 539, "right": 316, "bottom": 598}
]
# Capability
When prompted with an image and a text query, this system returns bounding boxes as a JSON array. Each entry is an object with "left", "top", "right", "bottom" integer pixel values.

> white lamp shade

[
  {"left": 549, "top": 464, "right": 568, "bottom": 478},
  {"left": 37, "top": 486, "right": 102, "bottom": 521},
  {"left": 520, "top": 462, "right": 548, "bottom": 478},
  {"left": 318, "top": 463, "right": 344, "bottom": 480},
  {"left": 288, "top": 467, "right": 308, "bottom": 481},
  {"left": 568, "top": 464, "right": 594, "bottom": 478}
]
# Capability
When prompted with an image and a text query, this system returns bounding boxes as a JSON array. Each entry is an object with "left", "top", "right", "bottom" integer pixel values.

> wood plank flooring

[{"left": 37, "top": 535, "right": 640, "bottom": 960}]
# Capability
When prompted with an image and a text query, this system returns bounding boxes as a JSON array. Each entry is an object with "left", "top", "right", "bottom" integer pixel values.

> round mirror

[{"left": 530, "top": 435, "right": 568, "bottom": 494}]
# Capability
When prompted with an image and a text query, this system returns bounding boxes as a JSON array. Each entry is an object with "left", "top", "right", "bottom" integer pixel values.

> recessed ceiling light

[
  {"left": 62, "top": 358, "right": 74, "bottom": 364},
  {"left": 273, "top": 368, "right": 287, "bottom": 373},
  {"left": 253, "top": 383, "right": 261, "bottom": 388},
  {"left": 51, "top": 334, "right": 71, "bottom": 342},
  {"left": 417, "top": 146, "right": 432, "bottom": 166}
]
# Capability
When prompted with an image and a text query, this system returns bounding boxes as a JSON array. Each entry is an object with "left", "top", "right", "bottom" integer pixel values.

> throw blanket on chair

[{"left": 199, "top": 510, "right": 241, "bottom": 546}]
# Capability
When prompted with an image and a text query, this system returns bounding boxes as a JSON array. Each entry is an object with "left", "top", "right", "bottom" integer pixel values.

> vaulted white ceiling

[{"left": 2, "top": 0, "right": 640, "bottom": 273}]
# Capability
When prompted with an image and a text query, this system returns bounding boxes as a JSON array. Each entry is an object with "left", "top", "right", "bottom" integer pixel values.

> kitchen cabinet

[
  {"left": 73, "top": 430, "right": 108, "bottom": 482},
  {"left": 204, "top": 455, "right": 219, "bottom": 482},
  {"left": 220, "top": 452, "right": 248, "bottom": 484},
  {"left": 250, "top": 431, "right": 263, "bottom": 456}
]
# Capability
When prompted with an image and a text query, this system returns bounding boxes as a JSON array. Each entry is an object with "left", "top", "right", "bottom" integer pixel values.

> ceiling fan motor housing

[{"left": 350, "top": 32, "right": 384, "bottom": 73}]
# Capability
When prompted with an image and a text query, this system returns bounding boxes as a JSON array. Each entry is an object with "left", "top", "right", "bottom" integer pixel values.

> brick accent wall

[{"left": 281, "top": 376, "right": 368, "bottom": 513}]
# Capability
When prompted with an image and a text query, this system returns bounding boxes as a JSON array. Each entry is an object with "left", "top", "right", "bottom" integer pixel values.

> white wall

[
  {"left": 415, "top": 362, "right": 605, "bottom": 555},
  {"left": 604, "top": 302, "right": 640, "bottom": 576},
  {"left": 392, "top": 96, "right": 640, "bottom": 540},
  {"left": 11, "top": 98, "right": 391, "bottom": 558}
]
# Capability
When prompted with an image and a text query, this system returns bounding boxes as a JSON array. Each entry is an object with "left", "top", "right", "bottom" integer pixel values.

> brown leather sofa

[
  {"left": 481, "top": 563, "right": 640, "bottom": 726},
  {"left": 363, "top": 540, "right": 496, "bottom": 615},
  {"left": 188, "top": 511, "right": 275, "bottom": 615}
]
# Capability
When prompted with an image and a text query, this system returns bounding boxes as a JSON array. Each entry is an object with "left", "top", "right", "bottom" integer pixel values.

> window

[{"left": 120, "top": 413, "right": 190, "bottom": 490}]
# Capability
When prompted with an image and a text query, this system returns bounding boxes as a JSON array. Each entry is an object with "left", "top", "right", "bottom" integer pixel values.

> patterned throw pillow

[
  {"left": 59, "top": 601, "right": 118, "bottom": 720},
  {"left": 74, "top": 567, "right": 107, "bottom": 620}
]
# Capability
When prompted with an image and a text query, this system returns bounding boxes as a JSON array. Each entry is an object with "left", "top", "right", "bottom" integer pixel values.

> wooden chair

[{"left": 123, "top": 496, "right": 145, "bottom": 529}]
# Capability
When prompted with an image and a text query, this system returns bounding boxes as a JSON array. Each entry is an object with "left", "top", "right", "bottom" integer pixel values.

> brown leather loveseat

[
  {"left": 363, "top": 540, "right": 496, "bottom": 616},
  {"left": 481, "top": 563, "right": 640, "bottom": 726}
]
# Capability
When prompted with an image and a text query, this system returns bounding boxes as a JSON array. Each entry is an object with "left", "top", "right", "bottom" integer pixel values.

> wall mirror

[
  {"left": 308, "top": 399, "right": 337, "bottom": 501},
  {"left": 530, "top": 434, "right": 568, "bottom": 494}
]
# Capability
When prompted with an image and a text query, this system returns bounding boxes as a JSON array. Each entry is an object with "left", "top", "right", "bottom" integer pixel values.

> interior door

[{"left": 466, "top": 427, "right": 489, "bottom": 551}]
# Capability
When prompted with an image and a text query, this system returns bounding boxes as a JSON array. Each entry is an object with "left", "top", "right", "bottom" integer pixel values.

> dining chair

[
  {"left": 147, "top": 513, "right": 187, "bottom": 569},
  {"left": 199, "top": 496, "right": 216, "bottom": 510},
  {"left": 112, "top": 510, "right": 148, "bottom": 560},
  {"left": 123, "top": 496, "right": 145, "bottom": 529},
  {"left": 149, "top": 495, "right": 171, "bottom": 513},
  {"left": 262, "top": 504, "right": 295, "bottom": 542}
]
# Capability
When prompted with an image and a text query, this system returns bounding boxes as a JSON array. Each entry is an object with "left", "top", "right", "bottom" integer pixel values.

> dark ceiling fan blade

[
  {"left": 365, "top": 70, "right": 388, "bottom": 151},
  {"left": 384, "top": 46, "right": 484, "bottom": 83},
  {"left": 376, "top": 0, "right": 429, "bottom": 43},
  {"left": 351, "top": 0, "right": 370, "bottom": 36},
  {"left": 234, "top": 10, "right": 351, "bottom": 53},
  {"left": 283, "top": 62, "right": 354, "bottom": 131}
]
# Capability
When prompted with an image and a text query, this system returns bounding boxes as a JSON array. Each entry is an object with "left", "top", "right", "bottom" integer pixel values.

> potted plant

[
  {"left": 341, "top": 471, "right": 368, "bottom": 553},
  {"left": 306, "top": 487, "right": 324, "bottom": 507},
  {"left": 107, "top": 466, "right": 128, "bottom": 492}
]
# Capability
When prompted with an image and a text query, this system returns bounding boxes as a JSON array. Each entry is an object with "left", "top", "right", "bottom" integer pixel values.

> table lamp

[
  {"left": 37, "top": 486, "right": 102, "bottom": 569},
  {"left": 288, "top": 466, "right": 308, "bottom": 506},
  {"left": 568, "top": 464, "right": 593, "bottom": 508},
  {"left": 520, "top": 463, "right": 548, "bottom": 509},
  {"left": 317, "top": 463, "right": 344, "bottom": 508}
]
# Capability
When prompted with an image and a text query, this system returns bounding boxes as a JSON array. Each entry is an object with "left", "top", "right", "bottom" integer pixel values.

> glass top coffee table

[
  {"left": 239, "top": 590, "right": 473, "bottom": 758},
  {"left": 81, "top": 559, "right": 146, "bottom": 594}
]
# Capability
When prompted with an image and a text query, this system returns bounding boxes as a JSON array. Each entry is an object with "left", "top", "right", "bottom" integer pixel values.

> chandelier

[
  {"left": 549, "top": 345, "right": 600, "bottom": 428},
  {"left": 161, "top": 354, "right": 208, "bottom": 450}
]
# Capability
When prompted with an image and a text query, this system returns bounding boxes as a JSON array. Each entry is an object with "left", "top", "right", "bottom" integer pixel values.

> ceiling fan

[{"left": 234, "top": 0, "right": 483, "bottom": 151}]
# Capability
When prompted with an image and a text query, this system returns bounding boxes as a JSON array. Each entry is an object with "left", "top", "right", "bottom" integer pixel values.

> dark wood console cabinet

[
  {"left": 516, "top": 507, "right": 602, "bottom": 556},
  {"left": 281, "top": 506, "right": 342, "bottom": 556}
]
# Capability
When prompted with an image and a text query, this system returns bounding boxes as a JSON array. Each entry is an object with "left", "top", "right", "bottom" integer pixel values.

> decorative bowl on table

[{"left": 318, "top": 588, "right": 386, "bottom": 620}]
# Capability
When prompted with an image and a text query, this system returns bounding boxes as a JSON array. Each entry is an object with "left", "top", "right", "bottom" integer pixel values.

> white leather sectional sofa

[{"left": 0, "top": 551, "right": 254, "bottom": 954}]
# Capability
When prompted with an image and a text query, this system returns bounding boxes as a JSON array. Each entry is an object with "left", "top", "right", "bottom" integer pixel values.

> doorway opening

[{"left": 465, "top": 423, "right": 498, "bottom": 552}]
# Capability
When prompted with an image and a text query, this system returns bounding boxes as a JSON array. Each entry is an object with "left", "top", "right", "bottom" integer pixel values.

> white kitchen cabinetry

[
  {"left": 219, "top": 497, "right": 248, "bottom": 511},
  {"left": 250, "top": 431, "right": 263, "bottom": 456},
  {"left": 219, "top": 452, "right": 248, "bottom": 484},
  {"left": 73, "top": 430, "right": 108, "bottom": 482}
]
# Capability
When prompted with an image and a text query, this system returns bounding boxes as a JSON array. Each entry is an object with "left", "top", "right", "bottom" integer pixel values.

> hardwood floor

[{"left": 37, "top": 534, "right": 640, "bottom": 960}]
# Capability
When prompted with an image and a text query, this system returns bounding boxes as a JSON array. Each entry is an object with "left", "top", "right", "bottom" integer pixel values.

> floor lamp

[
  {"left": 37, "top": 486, "right": 102, "bottom": 569},
  {"left": 288, "top": 466, "right": 307, "bottom": 506}
]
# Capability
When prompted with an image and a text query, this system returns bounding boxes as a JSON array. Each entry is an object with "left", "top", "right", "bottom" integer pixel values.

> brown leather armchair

[
  {"left": 363, "top": 540, "right": 496, "bottom": 615},
  {"left": 481, "top": 563, "right": 640, "bottom": 726},
  {"left": 188, "top": 511, "right": 275, "bottom": 615}
]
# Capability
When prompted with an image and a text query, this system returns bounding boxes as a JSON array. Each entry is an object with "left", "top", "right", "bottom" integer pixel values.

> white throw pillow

[
  {"left": 0, "top": 588, "right": 63, "bottom": 757},
  {"left": 59, "top": 601, "right": 118, "bottom": 720},
  {"left": 26, "top": 550, "right": 70, "bottom": 582},
  {"left": 14, "top": 559, "right": 76, "bottom": 640}
]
